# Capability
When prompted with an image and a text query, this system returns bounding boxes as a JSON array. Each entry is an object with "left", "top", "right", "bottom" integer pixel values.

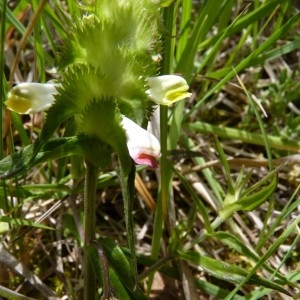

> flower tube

[{"left": 121, "top": 116, "right": 161, "bottom": 168}]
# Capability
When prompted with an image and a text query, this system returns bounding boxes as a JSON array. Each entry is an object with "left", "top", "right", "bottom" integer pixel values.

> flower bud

[
  {"left": 5, "top": 83, "right": 58, "bottom": 114},
  {"left": 121, "top": 116, "right": 161, "bottom": 168},
  {"left": 146, "top": 75, "right": 192, "bottom": 106}
]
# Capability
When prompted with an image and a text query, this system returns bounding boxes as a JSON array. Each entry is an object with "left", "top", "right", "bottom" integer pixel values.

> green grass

[{"left": 0, "top": 0, "right": 300, "bottom": 299}]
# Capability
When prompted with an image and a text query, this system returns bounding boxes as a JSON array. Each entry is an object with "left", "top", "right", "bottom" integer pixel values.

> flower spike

[
  {"left": 146, "top": 75, "right": 192, "bottom": 106},
  {"left": 121, "top": 116, "right": 161, "bottom": 168},
  {"left": 6, "top": 83, "right": 59, "bottom": 114}
]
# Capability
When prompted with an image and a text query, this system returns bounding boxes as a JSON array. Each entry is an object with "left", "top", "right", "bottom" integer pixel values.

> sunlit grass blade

[
  {"left": 224, "top": 216, "right": 300, "bottom": 299},
  {"left": 173, "top": 167, "right": 213, "bottom": 233},
  {"left": 0, "top": 216, "right": 53, "bottom": 230},
  {"left": 177, "top": 0, "right": 236, "bottom": 78},
  {"left": 0, "top": 0, "right": 34, "bottom": 45},
  {"left": 189, "top": 11, "right": 300, "bottom": 115},
  {"left": 255, "top": 185, "right": 300, "bottom": 255},
  {"left": 31, "top": 0, "right": 46, "bottom": 82},
  {"left": 0, "top": 245, "right": 57, "bottom": 298},
  {"left": 178, "top": 250, "right": 292, "bottom": 297},
  {"left": 0, "top": 285, "right": 36, "bottom": 300},
  {"left": 199, "top": 0, "right": 283, "bottom": 50},
  {"left": 184, "top": 121, "right": 300, "bottom": 152},
  {"left": 136, "top": 248, "right": 245, "bottom": 299},
  {"left": 181, "top": 135, "right": 224, "bottom": 204},
  {"left": 10, "top": 111, "right": 30, "bottom": 147},
  {"left": 204, "top": 230, "right": 294, "bottom": 286}
]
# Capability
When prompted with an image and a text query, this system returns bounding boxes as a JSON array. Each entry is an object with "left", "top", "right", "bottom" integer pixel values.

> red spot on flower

[{"left": 135, "top": 153, "right": 158, "bottom": 169}]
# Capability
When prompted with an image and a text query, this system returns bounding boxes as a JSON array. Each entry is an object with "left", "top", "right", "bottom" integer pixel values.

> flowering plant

[{"left": 1, "top": 0, "right": 190, "bottom": 298}]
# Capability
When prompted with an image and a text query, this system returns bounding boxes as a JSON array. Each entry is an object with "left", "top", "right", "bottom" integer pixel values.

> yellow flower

[
  {"left": 5, "top": 83, "right": 58, "bottom": 114},
  {"left": 146, "top": 75, "right": 191, "bottom": 106}
]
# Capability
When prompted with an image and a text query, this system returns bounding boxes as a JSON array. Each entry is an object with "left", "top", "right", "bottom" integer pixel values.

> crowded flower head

[{"left": 5, "top": 1, "right": 191, "bottom": 170}]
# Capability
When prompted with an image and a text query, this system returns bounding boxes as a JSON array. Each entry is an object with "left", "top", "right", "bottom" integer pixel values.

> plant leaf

[
  {"left": 177, "top": 250, "right": 291, "bottom": 296},
  {"left": 205, "top": 231, "right": 293, "bottom": 286},
  {"left": 219, "top": 174, "right": 277, "bottom": 220},
  {"left": 0, "top": 216, "right": 53, "bottom": 230},
  {"left": 0, "top": 136, "right": 82, "bottom": 180},
  {"left": 101, "top": 238, "right": 147, "bottom": 299},
  {"left": 0, "top": 285, "right": 36, "bottom": 300}
]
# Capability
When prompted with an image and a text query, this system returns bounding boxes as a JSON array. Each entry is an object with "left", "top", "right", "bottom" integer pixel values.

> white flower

[
  {"left": 121, "top": 116, "right": 161, "bottom": 168},
  {"left": 146, "top": 75, "right": 192, "bottom": 106},
  {"left": 5, "top": 82, "right": 59, "bottom": 114}
]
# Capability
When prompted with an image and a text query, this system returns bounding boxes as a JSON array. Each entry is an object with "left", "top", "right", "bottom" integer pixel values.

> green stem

[
  {"left": 149, "top": 2, "right": 175, "bottom": 292},
  {"left": 118, "top": 157, "right": 137, "bottom": 280},
  {"left": 0, "top": 0, "right": 9, "bottom": 214},
  {"left": 154, "top": 0, "right": 176, "bottom": 242},
  {"left": 83, "top": 161, "right": 98, "bottom": 300}
]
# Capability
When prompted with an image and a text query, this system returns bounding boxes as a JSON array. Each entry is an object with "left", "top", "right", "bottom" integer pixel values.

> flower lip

[
  {"left": 5, "top": 82, "right": 58, "bottom": 114},
  {"left": 146, "top": 75, "right": 192, "bottom": 106},
  {"left": 134, "top": 153, "right": 158, "bottom": 169},
  {"left": 121, "top": 115, "right": 161, "bottom": 168}
]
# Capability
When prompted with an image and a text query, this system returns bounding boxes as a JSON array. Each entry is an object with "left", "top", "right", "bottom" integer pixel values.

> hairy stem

[
  {"left": 83, "top": 161, "right": 98, "bottom": 300},
  {"left": 118, "top": 157, "right": 137, "bottom": 281}
]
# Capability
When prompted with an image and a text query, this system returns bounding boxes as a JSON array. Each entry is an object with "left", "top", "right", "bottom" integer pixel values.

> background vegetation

[{"left": 0, "top": 0, "right": 300, "bottom": 299}]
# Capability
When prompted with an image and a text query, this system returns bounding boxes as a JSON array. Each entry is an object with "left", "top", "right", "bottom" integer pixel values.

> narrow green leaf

[
  {"left": 173, "top": 167, "right": 212, "bottom": 233},
  {"left": 253, "top": 37, "right": 300, "bottom": 65},
  {"left": 214, "top": 136, "right": 234, "bottom": 193},
  {"left": 108, "top": 267, "right": 132, "bottom": 300},
  {"left": 0, "top": 136, "right": 82, "bottom": 180},
  {"left": 125, "top": 248, "right": 244, "bottom": 299},
  {"left": 0, "top": 1, "right": 34, "bottom": 45},
  {"left": 189, "top": 11, "right": 300, "bottom": 116},
  {"left": 176, "top": 0, "right": 229, "bottom": 77},
  {"left": 101, "top": 238, "right": 147, "bottom": 300},
  {"left": 205, "top": 231, "right": 293, "bottom": 286},
  {"left": 184, "top": 121, "right": 300, "bottom": 152},
  {"left": 0, "top": 245, "right": 57, "bottom": 297},
  {"left": 10, "top": 112, "right": 30, "bottom": 146},
  {"left": 220, "top": 175, "right": 277, "bottom": 219},
  {"left": 177, "top": 250, "right": 291, "bottom": 296},
  {"left": 101, "top": 238, "right": 135, "bottom": 290},
  {"left": 32, "top": 0, "right": 46, "bottom": 82},
  {"left": 199, "top": 0, "right": 284, "bottom": 50},
  {"left": 0, "top": 285, "right": 36, "bottom": 300},
  {"left": 0, "top": 216, "right": 53, "bottom": 230},
  {"left": 224, "top": 217, "right": 300, "bottom": 299},
  {"left": 180, "top": 135, "right": 224, "bottom": 204},
  {"left": 0, "top": 185, "right": 32, "bottom": 199}
]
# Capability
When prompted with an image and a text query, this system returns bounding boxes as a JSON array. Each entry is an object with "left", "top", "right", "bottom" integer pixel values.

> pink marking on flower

[
  {"left": 121, "top": 116, "right": 161, "bottom": 168},
  {"left": 134, "top": 153, "right": 158, "bottom": 169}
]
